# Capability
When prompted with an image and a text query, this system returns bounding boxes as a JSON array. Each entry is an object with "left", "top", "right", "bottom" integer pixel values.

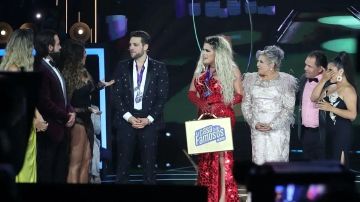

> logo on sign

[{"left": 195, "top": 125, "right": 226, "bottom": 146}]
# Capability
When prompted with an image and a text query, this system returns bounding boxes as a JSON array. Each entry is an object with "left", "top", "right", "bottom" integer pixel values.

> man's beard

[
  {"left": 49, "top": 52, "right": 61, "bottom": 66},
  {"left": 131, "top": 51, "right": 145, "bottom": 60}
]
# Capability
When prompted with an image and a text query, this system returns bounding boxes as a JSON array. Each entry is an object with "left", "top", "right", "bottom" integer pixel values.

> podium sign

[{"left": 185, "top": 117, "right": 233, "bottom": 154}]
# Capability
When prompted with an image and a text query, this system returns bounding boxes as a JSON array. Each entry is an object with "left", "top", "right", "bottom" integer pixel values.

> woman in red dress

[{"left": 188, "top": 35, "right": 243, "bottom": 202}]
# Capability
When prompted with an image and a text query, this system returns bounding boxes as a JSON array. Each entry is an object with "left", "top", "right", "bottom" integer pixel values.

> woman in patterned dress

[{"left": 241, "top": 45, "right": 297, "bottom": 165}]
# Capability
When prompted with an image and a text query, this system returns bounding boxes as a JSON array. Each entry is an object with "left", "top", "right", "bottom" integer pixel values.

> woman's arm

[
  {"left": 267, "top": 74, "right": 297, "bottom": 130},
  {"left": 241, "top": 73, "right": 256, "bottom": 129},
  {"left": 318, "top": 86, "right": 357, "bottom": 121},
  {"left": 268, "top": 85, "right": 296, "bottom": 130},
  {"left": 232, "top": 67, "right": 243, "bottom": 104},
  {"left": 188, "top": 73, "right": 210, "bottom": 113},
  {"left": 34, "top": 109, "right": 48, "bottom": 132},
  {"left": 311, "top": 69, "right": 334, "bottom": 102}
]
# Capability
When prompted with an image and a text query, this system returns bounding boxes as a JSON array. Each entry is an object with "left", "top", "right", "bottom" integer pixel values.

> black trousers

[
  {"left": 37, "top": 133, "right": 69, "bottom": 183},
  {"left": 116, "top": 123, "right": 158, "bottom": 184},
  {"left": 301, "top": 126, "right": 325, "bottom": 160}
]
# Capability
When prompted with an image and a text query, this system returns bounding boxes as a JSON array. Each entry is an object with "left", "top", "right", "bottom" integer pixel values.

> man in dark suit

[
  {"left": 112, "top": 30, "right": 169, "bottom": 184},
  {"left": 34, "top": 30, "right": 75, "bottom": 183},
  {"left": 297, "top": 50, "right": 327, "bottom": 160}
]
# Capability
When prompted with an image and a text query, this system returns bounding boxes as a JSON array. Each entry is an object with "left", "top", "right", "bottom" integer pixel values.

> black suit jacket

[
  {"left": 296, "top": 75, "right": 327, "bottom": 141},
  {"left": 34, "top": 59, "right": 73, "bottom": 142},
  {"left": 112, "top": 57, "right": 169, "bottom": 129}
]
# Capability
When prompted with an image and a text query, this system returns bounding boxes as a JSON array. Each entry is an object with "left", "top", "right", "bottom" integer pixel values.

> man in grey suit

[{"left": 112, "top": 30, "right": 169, "bottom": 184}]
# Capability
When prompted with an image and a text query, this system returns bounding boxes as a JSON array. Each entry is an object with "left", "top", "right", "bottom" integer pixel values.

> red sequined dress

[{"left": 191, "top": 72, "right": 241, "bottom": 202}]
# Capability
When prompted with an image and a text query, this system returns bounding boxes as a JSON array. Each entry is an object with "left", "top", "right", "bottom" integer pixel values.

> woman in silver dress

[{"left": 241, "top": 45, "right": 297, "bottom": 165}]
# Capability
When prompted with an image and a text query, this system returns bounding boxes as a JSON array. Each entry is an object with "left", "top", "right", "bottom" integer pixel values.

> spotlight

[
  {"left": 78, "top": 28, "right": 84, "bottom": 35},
  {"left": 69, "top": 22, "right": 91, "bottom": 42},
  {"left": 165, "top": 132, "right": 171, "bottom": 137},
  {"left": 35, "top": 12, "right": 42, "bottom": 20},
  {"left": 0, "top": 22, "right": 13, "bottom": 44}
]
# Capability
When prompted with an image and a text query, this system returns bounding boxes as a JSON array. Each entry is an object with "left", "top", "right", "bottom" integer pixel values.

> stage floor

[{"left": 102, "top": 167, "right": 360, "bottom": 201}]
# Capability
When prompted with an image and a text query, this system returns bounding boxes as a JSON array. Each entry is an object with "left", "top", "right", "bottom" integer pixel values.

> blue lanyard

[
  {"left": 205, "top": 67, "right": 212, "bottom": 86},
  {"left": 137, "top": 66, "right": 145, "bottom": 88},
  {"left": 203, "top": 67, "right": 213, "bottom": 97}
]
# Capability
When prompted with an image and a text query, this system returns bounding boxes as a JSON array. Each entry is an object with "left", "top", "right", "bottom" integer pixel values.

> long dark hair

[
  {"left": 61, "top": 39, "right": 92, "bottom": 101},
  {"left": 333, "top": 51, "right": 359, "bottom": 111}
]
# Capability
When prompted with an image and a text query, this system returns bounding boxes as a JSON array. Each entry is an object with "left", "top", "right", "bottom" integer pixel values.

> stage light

[
  {"left": 35, "top": 12, "right": 42, "bottom": 20},
  {"left": 321, "top": 38, "right": 357, "bottom": 54},
  {"left": 166, "top": 163, "right": 171, "bottom": 168},
  {"left": 318, "top": 15, "right": 360, "bottom": 29},
  {"left": 69, "top": 22, "right": 91, "bottom": 42},
  {"left": 165, "top": 132, "right": 171, "bottom": 137},
  {"left": 78, "top": 28, "right": 84, "bottom": 35},
  {"left": 105, "top": 15, "right": 127, "bottom": 41},
  {"left": 0, "top": 22, "right": 13, "bottom": 44}
]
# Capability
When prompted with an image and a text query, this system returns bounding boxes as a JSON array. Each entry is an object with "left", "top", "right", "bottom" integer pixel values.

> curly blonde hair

[
  {"left": 0, "top": 29, "right": 34, "bottom": 71},
  {"left": 194, "top": 35, "right": 237, "bottom": 104}
]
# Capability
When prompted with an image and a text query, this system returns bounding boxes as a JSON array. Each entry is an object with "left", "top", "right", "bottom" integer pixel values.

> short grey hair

[{"left": 256, "top": 45, "right": 284, "bottom": 70}]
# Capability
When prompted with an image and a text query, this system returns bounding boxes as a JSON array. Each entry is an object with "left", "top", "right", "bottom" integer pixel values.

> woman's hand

[
  {"left": 255, "top": 123, "right": 272, "bottom": 132},
  {"left": 88, "top": 106, "right": 102, "bottom": 115},
  {"left": 34, "top": 117, "right": 48, "bottom": 132},
  {"left": 316, "top": 99, "right": 333, "bottom": 112},
  {"left": 100, "top": 79, "right": 115, "bottom": 87},
  {"left": 322, "top": 69, "right": 335, "bottom": 82}
]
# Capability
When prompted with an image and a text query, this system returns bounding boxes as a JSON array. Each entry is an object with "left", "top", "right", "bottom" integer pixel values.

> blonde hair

[
  {"left": 0, "top": 29, "right": 34, "bottom": 71},
  {"left": 194, "top": 35, "right": 237, "bottom": 104}
]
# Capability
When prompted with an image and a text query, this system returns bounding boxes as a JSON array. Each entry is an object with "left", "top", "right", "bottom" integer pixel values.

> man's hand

[
  {"left": 130, "top": 117, "right": 150, "bottom": 129},
  {"left": 138, "top": 118, "right": 150, "bottom": 128},
  {"left": 129, "top": 116, "right": 142, "bottom": 128},
  {"left": 66, "top": 112, "right": 76, "bottom": 127}
]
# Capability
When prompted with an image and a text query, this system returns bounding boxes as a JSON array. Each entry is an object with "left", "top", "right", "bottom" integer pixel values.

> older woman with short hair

[{"left": 241, "top": 45, "right": 297, "bottom": 165}]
